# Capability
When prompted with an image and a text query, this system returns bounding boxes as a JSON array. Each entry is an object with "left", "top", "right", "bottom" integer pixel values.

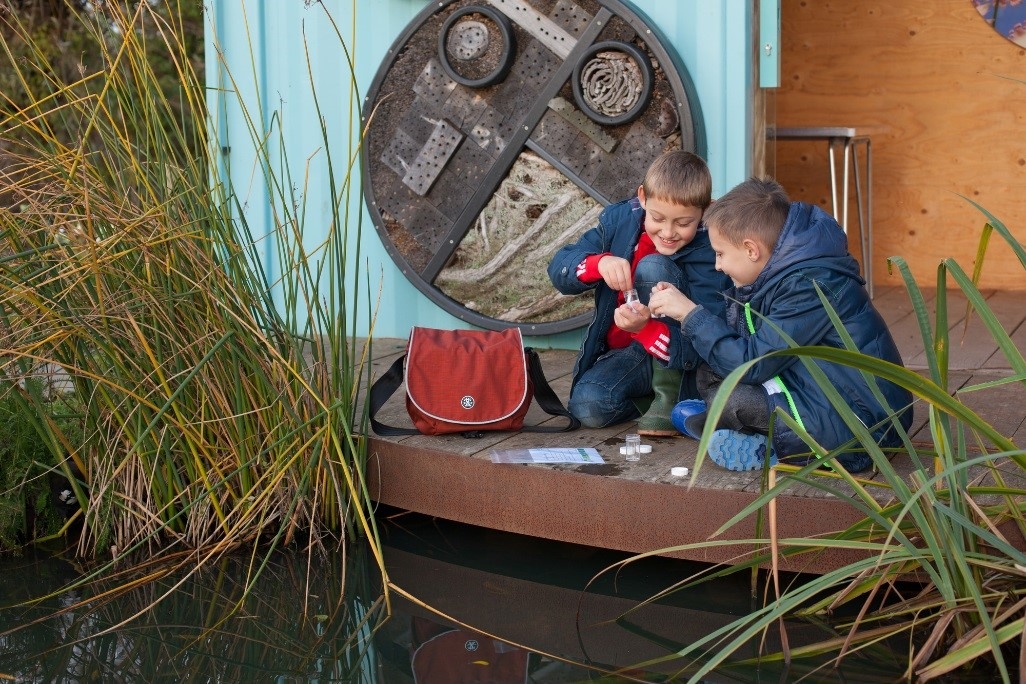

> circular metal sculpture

[{"left": 362, "top": 0, "right": 705, "bottom": 334}]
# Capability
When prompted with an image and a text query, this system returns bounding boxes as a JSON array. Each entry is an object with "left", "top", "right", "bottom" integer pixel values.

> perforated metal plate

[{"left": 362, "top": 0, "right": 705, "bottom": 334}]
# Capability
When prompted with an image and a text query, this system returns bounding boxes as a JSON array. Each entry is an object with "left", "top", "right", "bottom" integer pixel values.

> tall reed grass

[{"left": 0, "top": 0, "right": 379, "bottom": 591}]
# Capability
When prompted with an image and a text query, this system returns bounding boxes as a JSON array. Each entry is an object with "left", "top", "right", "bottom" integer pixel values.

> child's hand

[
  {"left": 649, "top": 281, "right": 697, "bottom": 322},
  {"left": 614, "top": 302, "right": 650, "bottom": 332},
  {"left": 597, "top": 255, "right": 633, "bottom": 292}
]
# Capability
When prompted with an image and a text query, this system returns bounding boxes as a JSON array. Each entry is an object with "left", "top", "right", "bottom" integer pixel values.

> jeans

[
  {"left": 695, "top": 364, "right": 771, "bottom": 434},
  {"left": 569, "top": 254, "right": 688, "bottom": 428},
  {"left": 633, "top": 253, "right": 687, "bottom": 304},
  {"left": 569, "top": 343, "right": 652, "bottom": 428}
]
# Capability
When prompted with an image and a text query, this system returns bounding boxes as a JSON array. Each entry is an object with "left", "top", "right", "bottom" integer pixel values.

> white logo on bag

[
  {"left": 465, "top": 639, "right": 479, "bottom": 652},
  {"left": 461, "top": 395, "right": 475, "bottom": 409}
]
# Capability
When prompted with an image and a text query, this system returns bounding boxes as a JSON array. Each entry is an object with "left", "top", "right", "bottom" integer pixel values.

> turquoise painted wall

[{"left": 207, "top": 0, "right": 755, "bottom": 348}]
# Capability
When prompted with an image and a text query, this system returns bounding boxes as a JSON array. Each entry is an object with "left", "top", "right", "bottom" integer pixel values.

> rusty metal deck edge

[{"left": 366, "top": 437, "right": 874, "bottom": 575}]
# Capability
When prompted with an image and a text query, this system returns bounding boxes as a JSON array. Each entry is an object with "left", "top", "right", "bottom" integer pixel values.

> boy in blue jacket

[
  {"left": 650, "top": 177, "right": 913, "bottom": 472},
  {"left": 547, "top": 151, "right": 730, "bottom": 433}
]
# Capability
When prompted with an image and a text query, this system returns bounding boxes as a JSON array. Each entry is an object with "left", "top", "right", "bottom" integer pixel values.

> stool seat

[{"left": 767, "top": 126, "right": 874, "bottom": 297}]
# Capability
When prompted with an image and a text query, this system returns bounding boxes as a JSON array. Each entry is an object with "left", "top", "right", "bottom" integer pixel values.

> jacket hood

[{"left": 734, "top": 202, "right": 863, "bottom": 300}]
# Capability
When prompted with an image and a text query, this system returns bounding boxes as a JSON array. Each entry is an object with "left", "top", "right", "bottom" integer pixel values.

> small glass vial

[
  {"left": 624, "top": 433, "right": 641, "bottom": 461},
  {"left": 624, "top": 288, "right": 640, "bottom": 312}
]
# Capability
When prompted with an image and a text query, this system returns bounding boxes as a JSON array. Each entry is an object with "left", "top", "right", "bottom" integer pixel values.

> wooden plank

[
  {"left": 871, "top": 284, "right": 917, "bottom": 327},
  {"left": 878, "top": 287, "right": 937, "bottom": 370},
  {"left": 941, "top": 290, "right": 1024, "bottom": 371},
  {"left": 954, "top": 372, "right": 1026, "bottom": 446},
  {"left": 486, "top": 0, "right": 577, "bottom": 60},
  {"left": 981, "top": 290, "right": 1026, "bottom": 371},
  {"left": 548, "top": 96, "right": 618, "bottom": 152},
  {"left": 904, "top": 289, "right": 970, "bottom": 369},
  {"left": 904, "top": 371, "right": 973, "bottom": 447},
  {"left": 402, "top": 119, "right": 464, "bottom": 196}
]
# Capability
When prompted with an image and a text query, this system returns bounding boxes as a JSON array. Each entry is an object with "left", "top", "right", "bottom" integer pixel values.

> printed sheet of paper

[{"left": 490, "top": 447, "right": 604, "bottom": 464}]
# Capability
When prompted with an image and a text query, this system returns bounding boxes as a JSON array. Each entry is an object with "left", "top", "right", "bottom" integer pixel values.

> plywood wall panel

[{"left": 771, "top": 0, "right": 1026, "bottom": 291}]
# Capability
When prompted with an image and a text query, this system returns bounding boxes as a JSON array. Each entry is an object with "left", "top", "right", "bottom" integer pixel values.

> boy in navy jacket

[
  {"left": 547, "top": 151, "right": 730, "bottom": 433},
  {"left": 650, "top": 177, "right": 913, "bottom": 472}
]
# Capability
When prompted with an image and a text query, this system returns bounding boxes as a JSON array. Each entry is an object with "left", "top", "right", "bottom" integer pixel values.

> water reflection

[
  {"left": 0, "top": 543, "right": 383, "bottom": 682},
  {"left": 0, "top": 508, "right": 946, "bottom": 682}
]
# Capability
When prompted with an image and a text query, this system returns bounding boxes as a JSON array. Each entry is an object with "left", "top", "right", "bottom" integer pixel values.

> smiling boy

[
  {"left": 547, "top": 151, "right": 731, "bottom": 433},
  {"left": 649, "top": 177, "right": 913, "bottom": 472}
]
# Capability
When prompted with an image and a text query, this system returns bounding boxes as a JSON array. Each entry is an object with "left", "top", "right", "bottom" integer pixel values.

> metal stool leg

[
  {"left": 842, "top": 140, "right": 851, "bottom": 232},
  {"left": 827, "top": 139, "right": 840, "bottom": 222},
  {"left": 850, "top": 138, "right": 873, "bottom": 297}
]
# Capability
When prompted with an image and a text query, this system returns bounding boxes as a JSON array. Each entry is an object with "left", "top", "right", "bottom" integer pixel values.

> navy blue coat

[
  {"left": 548, "top": 197, "right": 730, "bottom": 399},
  {"left": 682, "top": 202, "right": 913, "bottom": 456}
]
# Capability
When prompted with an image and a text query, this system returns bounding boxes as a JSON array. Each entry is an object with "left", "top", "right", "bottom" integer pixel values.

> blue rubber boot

[
  {"left": 670, "top": 399, "right": 707, "bottom": 439},
  {"left": 707, "top": 429, "right": 778, "bottom": 471}
]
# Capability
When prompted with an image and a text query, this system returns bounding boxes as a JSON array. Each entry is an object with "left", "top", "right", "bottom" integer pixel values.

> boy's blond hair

[
  {"left": 703, "top": 176, "right": 790, "bottom": 249},
  {"left": 641, "top": 150, "right": 712, "bottom": 210}
]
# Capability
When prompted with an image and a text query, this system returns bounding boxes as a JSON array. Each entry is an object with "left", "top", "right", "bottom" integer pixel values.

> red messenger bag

[{"left": 368, "top": 326, "right": 579, "bottom": 436}]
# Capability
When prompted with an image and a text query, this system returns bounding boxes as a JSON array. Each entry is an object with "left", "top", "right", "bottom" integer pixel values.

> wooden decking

[{"left": 362, "top": 286, "right": 1026, "bottom": 574}]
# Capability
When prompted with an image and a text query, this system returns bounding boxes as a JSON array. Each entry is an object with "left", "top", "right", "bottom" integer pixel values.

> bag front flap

[{"left": 405, "top": 327, "right": 528, "bottom": 425}]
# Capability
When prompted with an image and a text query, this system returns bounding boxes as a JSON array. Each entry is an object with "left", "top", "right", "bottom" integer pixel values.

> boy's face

[
  {"left": 638, "top": 186, "right": 702, "bottom": 256},
  {"left": 708, "top": 225, "right": 767, "bottom": 287}
]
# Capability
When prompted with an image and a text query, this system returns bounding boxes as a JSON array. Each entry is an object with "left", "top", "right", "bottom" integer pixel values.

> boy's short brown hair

[
  {"left": 703, "top": 176, "right": 790, "bottom": 249},
  {"left": 641, "top": 150, "right": 712, "bottom": 210}
]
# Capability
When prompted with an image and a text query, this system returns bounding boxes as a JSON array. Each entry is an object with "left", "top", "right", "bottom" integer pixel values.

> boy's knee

[
  {"left": 568, "top": 402, "right": 609, "bottom": 429},
  {"left": 568, "top": 387, "right": 605, "bottom": 428},
  {"left": 571, "top": 410, "right": 608, "bottom": 429},
  {"left": 569, "top": 384, "right": 627, "bottom": 428},
  {"left": 634, "top": 255, "right": 684, "bottom": 287}
]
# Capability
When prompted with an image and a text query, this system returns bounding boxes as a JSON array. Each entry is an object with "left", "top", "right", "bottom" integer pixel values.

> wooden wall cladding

[{"left": 771, "top": 1, "right": 1026, "bottom": 291}]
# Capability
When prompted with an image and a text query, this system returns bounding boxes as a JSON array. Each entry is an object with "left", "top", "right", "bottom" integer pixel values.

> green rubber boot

[{"left": 636, "top": 360, "right": 683, "bottom": 437}]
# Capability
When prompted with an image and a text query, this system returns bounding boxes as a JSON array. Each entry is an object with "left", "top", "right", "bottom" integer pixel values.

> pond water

[{"left": 0, "top": 507, "right": 1002, "bottom": 682}]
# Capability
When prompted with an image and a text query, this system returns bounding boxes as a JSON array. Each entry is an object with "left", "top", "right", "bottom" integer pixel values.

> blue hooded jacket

[
  {"left": 547, "top": 197, "right": 730, "bottom": 398},
  {"left": 682, "top": 202, "right": 913, "bottom": 458}
]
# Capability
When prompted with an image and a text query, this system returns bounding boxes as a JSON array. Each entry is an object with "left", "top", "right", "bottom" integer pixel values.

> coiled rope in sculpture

[{"left": 579, "top": 50, "right": 644, "bottom": 118}]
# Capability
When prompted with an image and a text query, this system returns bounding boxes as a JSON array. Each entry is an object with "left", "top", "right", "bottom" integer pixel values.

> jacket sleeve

[
  {"left": 664, "top": 235, "right": 730, "bottom": 370},
  {"left": 547, "top": 209, "right": 616, "bottom": 295},
  {"left": 682, "top": 238, "right": 730, "bottom": 320},
  {"left": 683, "top": 273, "right": 838, "bottom": 384}
]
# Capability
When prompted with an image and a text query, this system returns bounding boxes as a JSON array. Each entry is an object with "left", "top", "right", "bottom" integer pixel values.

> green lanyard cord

[{"left": 744, "top": 303, "right": 807, "bottom": 431}]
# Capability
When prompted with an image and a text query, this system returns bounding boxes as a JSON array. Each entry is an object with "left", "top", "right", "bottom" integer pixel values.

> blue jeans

[
  {"left": 569, "top": 343, "right": 652, "bottom": 428},
  {"left": 632, "top": 253, "right": 687, "bottom": 305},
  {"left": 569, "top": 254, "right": 688, "bottom": 428}
]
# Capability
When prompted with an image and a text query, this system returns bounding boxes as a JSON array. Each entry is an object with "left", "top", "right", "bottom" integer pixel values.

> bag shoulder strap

[
  {"left": 367, "top": 349, "right": 580, "bottom": 436},
  {"left": 368, "top": 354, "right": 419, "bottom": 436},
  {"left": 522, "top": 348, "right": 580, "bottom": 433}
]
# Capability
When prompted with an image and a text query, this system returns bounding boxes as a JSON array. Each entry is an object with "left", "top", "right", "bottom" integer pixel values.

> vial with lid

[{"left": 624, "top": 433, "right": 641, "bottom": 461}]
